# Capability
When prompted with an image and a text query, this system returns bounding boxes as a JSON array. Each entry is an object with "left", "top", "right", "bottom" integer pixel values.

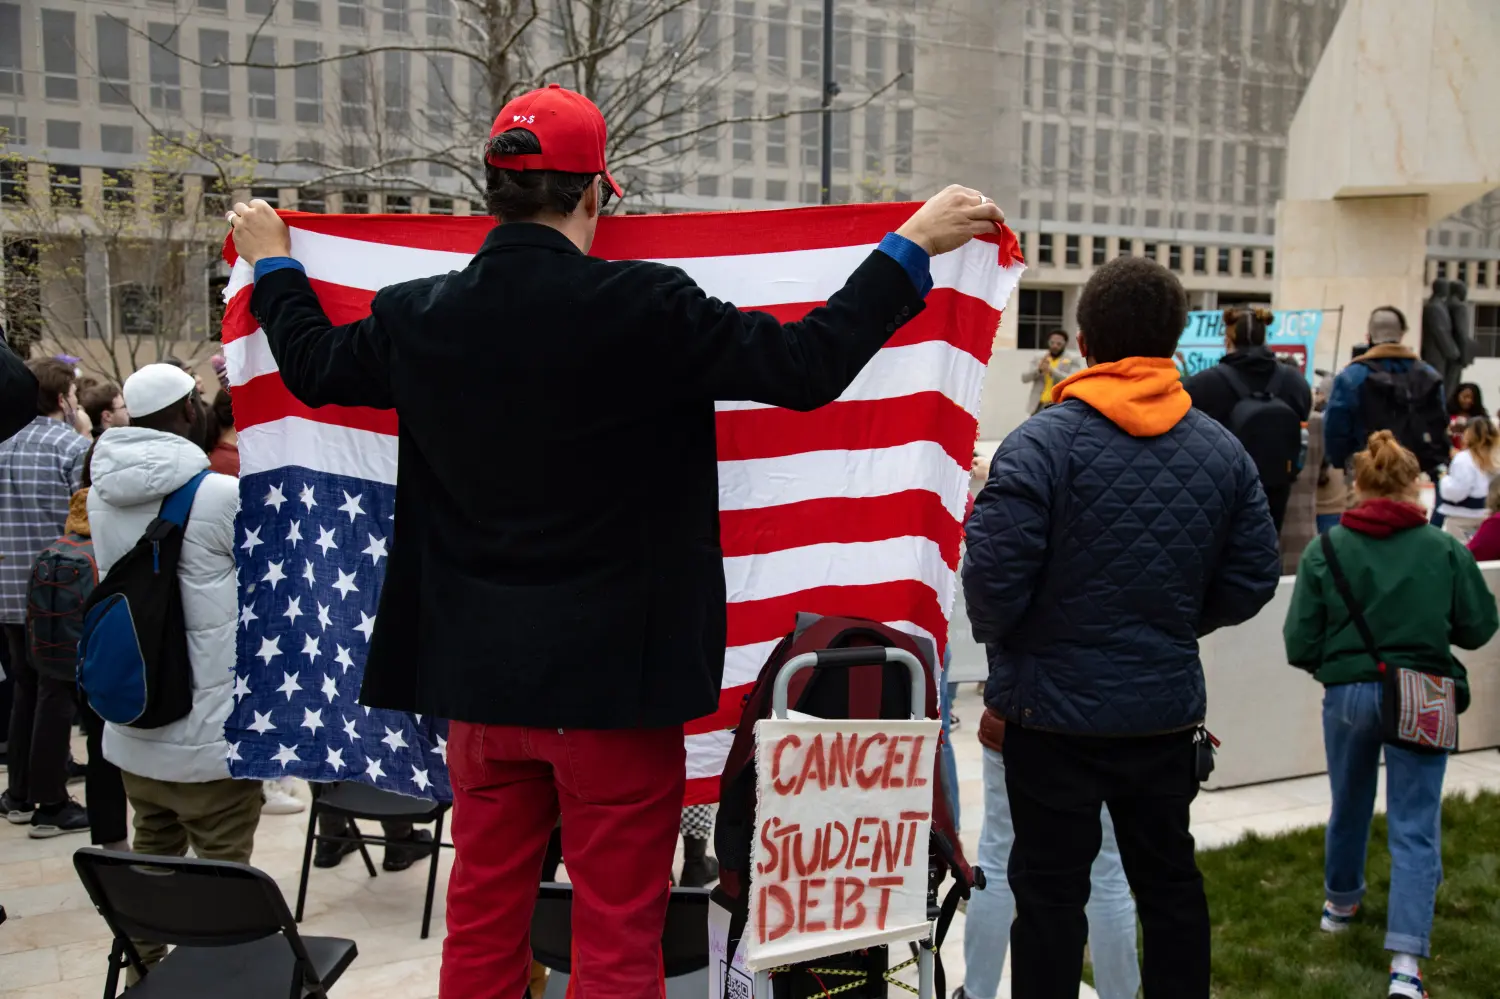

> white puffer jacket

[{"left": 89, "top": 428, "right": 241, "bottom": 783}]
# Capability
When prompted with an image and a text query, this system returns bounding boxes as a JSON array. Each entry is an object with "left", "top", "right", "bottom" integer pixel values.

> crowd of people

[{"left": 0, "top": 80, "right": 1492, "bottom": 999}]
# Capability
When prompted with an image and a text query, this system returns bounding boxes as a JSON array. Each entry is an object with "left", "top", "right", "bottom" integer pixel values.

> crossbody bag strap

[{"left": 1318, "top": 531, "right": 1384, "bottom": 670}]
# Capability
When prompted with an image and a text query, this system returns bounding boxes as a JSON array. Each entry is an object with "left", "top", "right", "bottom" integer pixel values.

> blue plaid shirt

[{"left": 0, "top": 416, "right": 89, "bottom": 624}]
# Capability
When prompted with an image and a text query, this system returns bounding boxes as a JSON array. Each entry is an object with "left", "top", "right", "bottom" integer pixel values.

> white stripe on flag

[
  {"left": 685, "top": 729, "right": 736, "bottom": 780},
  {"left": 718, "top": 440, "right": 969, "bottom": 519},
  {"left": 239, "top": 418, "right": 399, "bottom": 484},
  {"left": 722, "top": 535, "right": 955, "bottom": 609},
  {"left": 225, "top": 229, "right": 1022, "bottom": 313}
]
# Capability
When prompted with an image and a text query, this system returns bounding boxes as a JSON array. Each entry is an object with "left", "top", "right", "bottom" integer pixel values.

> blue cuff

[
  {"left": 876, "top": 232, "right": 933, "bottom": 299},
  {"left": 253, "top": 257, "right": 305, "bottom": 282}
]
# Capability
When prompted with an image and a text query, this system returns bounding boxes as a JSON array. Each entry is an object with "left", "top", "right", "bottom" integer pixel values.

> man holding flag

[{"left": 228, "top": 83, "right": 1003, "bottom": 999}]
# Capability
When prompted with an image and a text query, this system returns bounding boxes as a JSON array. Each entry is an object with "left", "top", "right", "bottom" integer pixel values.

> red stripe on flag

[
  {"left": 719, "top": 490, "right": 961, "bottom": 565},
  {"left": 684, "top": 774, "right": 721, "bottom": 807},
  {"left": 223, "top": 279, "right": 380, "bottom": 345},
  {"left": 725, "top": 579, "right": 949, "bottom": 652},
  {"left": 232, "top": 373, "right": 398, "bottom": 436},
  {"left": 717, "top": 393, "right": 976, "bottom": 466},
  {"left": 224, "top": 206, "right": 1023, "bottom": 270},
  {"left": 684, "top": 682, "right": 756, "bottom": 736}
]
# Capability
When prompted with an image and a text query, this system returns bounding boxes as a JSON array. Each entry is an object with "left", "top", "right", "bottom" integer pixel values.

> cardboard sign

[
  {"left": 1174, "top": 308, "right": 1324, "bottom": 383},
  {"left": 745, "top": 718, "right": 942, "bottom": 971}
]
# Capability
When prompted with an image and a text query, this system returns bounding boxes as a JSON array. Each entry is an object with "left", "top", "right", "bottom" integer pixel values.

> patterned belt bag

[{"left": 1319, "top": 533, "right": 1459, "bottom": 755}]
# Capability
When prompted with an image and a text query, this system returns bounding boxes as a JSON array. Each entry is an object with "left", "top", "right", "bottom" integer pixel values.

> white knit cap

[{"left": 123, "top": 363, "right": 197, "bottom": 418}]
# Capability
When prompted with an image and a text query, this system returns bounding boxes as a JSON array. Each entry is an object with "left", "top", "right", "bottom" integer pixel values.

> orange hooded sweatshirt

[{"left": 1054, "top": 357, "right": 1191, "bottom": 437}]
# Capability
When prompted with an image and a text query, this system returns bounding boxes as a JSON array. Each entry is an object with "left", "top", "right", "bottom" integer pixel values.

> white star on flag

[
  {"left": 239, "top": 603, "right": 258, "bottom": 629},
  {"left": 265, "top": 483, "right": 287, "bottom": 511},
  {"left": 272, "top": 743, "right": 300, "bottom": 768},
  {"left": 333, "top": 568, "right": 359, "bottom": 600},
  {"left": 412, "top": 767, "right": 431, "bottom": 792},
  {"left": 249, "top": 710, "right": 276, "bottom": 735},
  {"left": 432, "top": 734, "right": 447, "bottom": 763},
  {"left": 232, "top": 675, "right": 252, "bottom": 702},
  {"left": 339, "top": 491, "right": 365, "bottom": 522},
  {"left": 326, "top": 747, "right": 346, "bottom": 773},
  {"left": 321, "top": 673, "right": 339, "bottom": 702},
  {"left": 227, "top": 742, "right": 242, "bottom": 761},
  {"left": 315, "top": 526, "right": 339, "bottom": 557},
  {"left": 263, "top": 560, "right": 286, "bottom": 589},
  {"left": 283, "top": 595, "right": 303, "bottom": 624},
  {"left": 316, "top": 601, "right": 332, "bottom": 631},
  {"left": 365, "top": 757, "right": 386, "bottom": 780},
  {"left": 277, "top": 671, "right": 302, "bottom": 700},
  {"left": 355, "top": 611, "right": 376, "bottom": 641},
  {"left": 286, "top": 520, "right": 302, "bottom": 546},
  {"left": 335, "top": 645, "right": 355, "bottom": 674},
  {"left": 301, "top": 634, "right": 321, "bottom": 661},
  {"left": 256, "top": 636, "right": 282, "bottom": 664},
  {"left": 301, "top": 707, "right": 324, "bottom": 733},
  {"left": 343, "top": 716, "right": 360, "bottom": 740},
  {"left": 300, "top": 483, "right": 317, "bottom": 510},
  {"left": 381, "top": 726, "right": 408, "bottom": 751},
  {"left": 302, "top": 559, "right": 317, "bottom": 585},
  {"left": 241, "top": 527, "right": 263, "bottom": 556},
  {"left": 363, "top": 534, "right": 388, "bottom": 566}
]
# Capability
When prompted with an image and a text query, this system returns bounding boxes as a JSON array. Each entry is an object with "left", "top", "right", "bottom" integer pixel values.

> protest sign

[
  {"left": 745, "top": 717, "right": 942, "bottom": 971},
  {"left": 1174, "top": 309, "right": 1323, "bottom": 383}
]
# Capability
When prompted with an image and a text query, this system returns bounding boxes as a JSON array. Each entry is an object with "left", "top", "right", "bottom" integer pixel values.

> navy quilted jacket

[{"left": 963, "top": 400, "right": 1282, "bottom": 736}]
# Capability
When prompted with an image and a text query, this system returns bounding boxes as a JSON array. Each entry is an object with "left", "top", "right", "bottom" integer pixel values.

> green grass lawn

[{"left": 1196, "top": 789, "right": 1500, "bottom": 998}]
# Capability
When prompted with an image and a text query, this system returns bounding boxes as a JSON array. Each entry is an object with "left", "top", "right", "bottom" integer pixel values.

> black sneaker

[
  {"left": 29, "top": 799, "right": 89, "bottom": 839},
  {"left": 1, "top": 790, "right": 33, "bottom": 824},
  {"left": 314, "top": 837, "right": 361, "bottom": 869},
  {"left": 383, "top": 829, "right": 435, "bottom": 872},
  {"left": 66, "top": 757, "right": 87, "bottom": 785}
]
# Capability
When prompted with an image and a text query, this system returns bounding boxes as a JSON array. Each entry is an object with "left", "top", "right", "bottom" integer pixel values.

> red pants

[{"left": 441, "top": 722, "right": 685, "bottom": 999}]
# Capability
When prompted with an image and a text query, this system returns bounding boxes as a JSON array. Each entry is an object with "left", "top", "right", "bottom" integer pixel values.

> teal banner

[{"left": 1174, "top": 310, "right": 1323, "bottom": 383}]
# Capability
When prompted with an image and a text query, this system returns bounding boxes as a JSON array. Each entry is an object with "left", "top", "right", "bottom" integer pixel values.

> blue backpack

[{"left": 78, "top": 471, "right": 209, "bottom": 729}]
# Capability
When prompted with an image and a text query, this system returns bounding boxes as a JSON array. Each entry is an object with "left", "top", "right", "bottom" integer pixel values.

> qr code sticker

[{"left": 725, "top": 962, "right": 753, "bottom": 999}]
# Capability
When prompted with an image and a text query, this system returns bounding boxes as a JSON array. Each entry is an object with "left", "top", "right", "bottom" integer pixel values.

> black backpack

[
  {"left": 77, "top": 471, "right": 209, "bottom": 729},
  {"left": 1354, "top": 359, "right": 1449, "bottom": 473},
  {"left": 27, "top": 532, "right": 98, "bottom": 682},
  {"left": 1218, "top": 364, "right": 1304, "bottom": 488}
]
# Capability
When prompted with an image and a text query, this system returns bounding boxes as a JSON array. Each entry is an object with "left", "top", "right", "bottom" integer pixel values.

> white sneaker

[
  {"left": 1319, "top": 901, "right": 1358, "bottom": 933},
  {"left": 261, "top": 779, "right": 305, "bottom": 815},
  {"left": 1389, "top": 970, "right": 1427, "bottom": 998}
]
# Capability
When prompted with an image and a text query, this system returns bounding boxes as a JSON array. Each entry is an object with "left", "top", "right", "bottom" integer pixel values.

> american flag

[{"left": 220, "top": 204, "right": 1024, "bottom": 803}]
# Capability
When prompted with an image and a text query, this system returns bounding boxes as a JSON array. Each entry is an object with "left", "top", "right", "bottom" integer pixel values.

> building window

[
  {"left": 1037, "top": 233, "right": 1054, "bottom": 266},
  {"left": 767, "top": 7, "right": 787, "bottom": 76},
  {"left": 1040, "top": 123, "right": 1057, "bottom": 187},
  {"left": 865, "top": 19, "right": 885, "bottom": 89},
  {"left": 766, "top": 95, "right": 787, "bottom": 165},
  {"left": 831, "top": 108, "right": 850, "bottom": 171},
  {"left": 342, "top": 191, "right": 368, "bottom": 212},
  {"left": 200, "top": 29, "right": 231, "bottom": 115},
  {"left": 1168, "top": 245, "right": 1182, "bottom": 272},
  {"left": 250, "top": 185, "right": 279, "bottom": 208},
  {"left": 1091, "top": 238, "right": 1107, "bottom": 266},
  {"left": 865, "top": 105, "right": 884, "bottom": 174},
  {"left": 1069, "top": 46, "right": 1087, "bottom": 113},
  {"left": 340, "top": 48, "right": 368, "bottom": 127},
  {"left": 733, "top": 92, "right": 753, "bottom": 162},
  {"left": 118, "top": 285, "right": 162, "bottom": 336},
  {"left": 147, "top": 24, "right": 183, "bottom": 111},
  {"left": 1065, "top": 235, "right": 1081, "bottom": 268},
  {"left": 1042, "top": 44, "right": 1059, "bottom": 110},
  {"left": 383, "top": 0, "right": 408, "bottom": 32},
  {"left": 0, "top": 161, "right": 27, "bottom": 203},
  {"left": 46, "top": 120, "right": 81, "bottom": 150},
  {"left": 1067, "top": 125, "right": 1085, "bottom": 188},
  {"left": 295, "top": 41, "right": 322, "bottom": 123},
  {"left": 896, "top": 23, "right": 913, "bottom": 92},
  {"left": 1142, "top": 241, "right": 1158, "bottom": 262},
  {"left": 894, "top": 109, "right": 912, "bottom": 176},
  {"left": 339, "top": 0, "right": 363, "bottom": 28},
  {"left": 697, "top": 91, "right": 720, "bottom": 160},
  {"left": 1094, "top": 129, "right": 1112, "bottom": 195},
  {"left": 198, "top": 0, "right": 227, "bottom": 10},
  {"left": 97, "top": 16, "right": 133, "bottom": 105},
  {"left": 102, "top": 167, "right": 134, "bottom": 209},
  {"left": 1475, "top": 304, "right": 1500, "bottom": 358},
  {"left": 1149, "top": 57, "right": 1166, "bottom": 122},
  {"left": 697, "top": 175, "right": 719, "bottom": 197},
  {"left": 429, "top": 196, "right": 453, "bottom": 214},
  {"left": 1017, "top": 288, "right": 1065, "bottom": 350},
  {"left": 799, "top": 181, "right": 819, "bottom": 204},
  {"left": 1265, "top": 250, "right": 1274, "bottom": 277},
  {"left": 1123, "top": 56, "right": 1139, "bottom": 119},
  {"left": 295, "top": 0, "right": 321, "bottom": 22},
  {"left": 425, "top": 0, "right": 450, "bottom": 36},
  {"left": 248, "top": 36, "right": 277, "bottom": 119},
  {"left": 800, "top": 98, "right": 819, "bottom": 168},
  {"left": 1193, "top": 246, "right": 1207, "bottom": 275},
  {"left": 732, "top": 177, "right": 753, "bottom": 200},
  {"left": 384, "top": 50, "right": 410, "bottom": 131},
  {"left": 1241, "top": 251, "right": 1255, "bottom": 277},
  {"left": 298, "top": 188, "right": 326, "bottom": 212},
  {"left": 386, "top": 194, "right": 411, "bottom": 213},
  {"left": 0, "top": 4, "right": 22, "bottom": 96},
  {"left": 800, "top": 8, "right": 820, "bottom": 81},
  {"left": 766, "top": 179, "right": 786, "bottom": 202},
  {"left": 733, "top": 2, "right": 754, "bottom": 71},
  {"left": 426, "top": 54, "right": 453, "bottom": 135},
  {"left": 247, "top": 0, "right": 274, "bottom": 14},
  {"left": 43, "top": 10, "right": 80, "bottom": 101},
  {"left": 101, "top": 124, "right": 134, "bottom": 154},
  {"left": 50, "top": 164, "right": 82, "bottom": 207},
  {"left": 1217, "top": 247, "right": 1230, "bottom": 275}
]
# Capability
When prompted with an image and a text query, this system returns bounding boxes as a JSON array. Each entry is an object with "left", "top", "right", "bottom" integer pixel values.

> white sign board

[{"left": 745, "top": 717, "right": 941, "bottom": 971}]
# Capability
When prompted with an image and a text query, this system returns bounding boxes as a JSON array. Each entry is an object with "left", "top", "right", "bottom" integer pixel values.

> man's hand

[
  {"left": 228, "top": 199, "right": 292, "bottom": 266},
  {"left": 896, "top": 185, "right": 1006, "bottom": 257},
  {"left": 1036, "top": 355, "right": 1051, "bottom": 375}
]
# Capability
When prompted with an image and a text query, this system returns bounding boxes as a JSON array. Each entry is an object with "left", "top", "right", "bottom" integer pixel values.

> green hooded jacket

[{"left": 1283, "top": 502, "right": 1498, "bottom": 711}]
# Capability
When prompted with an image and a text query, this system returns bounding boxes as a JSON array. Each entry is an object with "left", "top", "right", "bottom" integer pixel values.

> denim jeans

[
  {"left": 1323, "top": 682, "right": 1447, "bottom": 957},
  {"left": 939, "top": 648, "right": 960, "bottom": 830},
  {"left": 1316, "top": 513, "right": 1342, "bottom": 535},
  {"left": 961, "top": 747, "right": 1140, "bottom": 999}
]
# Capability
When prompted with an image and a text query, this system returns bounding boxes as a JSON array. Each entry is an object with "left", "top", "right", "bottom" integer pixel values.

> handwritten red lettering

[
  {"left": 828, "top": 733, "right": 857, "bottom": 787},
  {"left": 795, "top": 734, "right": 827, "bottom": 794},
  {"left": 757, "top": 817, "right": 781, "bottom": 875},
  {"left": 759, "top": 884, "right": 796, "bottom": 942},
  {"left": 871, "top": 819, "right": 905, "bottom": 874},
  {"left": 905, "top": 736, "right": 928, "bottom": 788},
  {"left": 821, "top": 821, "right": 850, "bottom": 870},
  {"left": 855, "top": 734, "right": 888, "bottom": 789},
  {"left": 882, "top": 735, "right": 907, "bottom": 789},
  {"left": 834, "top": 877, "right": 866, "bottom": 930},
  {"left": 798, "top": 878, "right": 827, "bottom": 933},
  {"left": 869, "top": 876, "right": 903, "bottom": 929},
  {"left": 771, "top": 736, "right": 802, "bottom": 795}
]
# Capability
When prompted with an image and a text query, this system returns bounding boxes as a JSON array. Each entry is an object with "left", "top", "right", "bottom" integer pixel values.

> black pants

[
  {"left": 1264, "top": 483, "right": 1292, "bottom": 534},
  {"left": 77, "top": 692, "right": 128, "bottom": 845},
  {"left": 1004, "top": 725, "right": 1208, "bottom": 999},
  {"left": 4, "top": 624, "right": 75, "bottom": 807},
  {"left": 311, "top": 783, "right": 413, "bottom": 840}
]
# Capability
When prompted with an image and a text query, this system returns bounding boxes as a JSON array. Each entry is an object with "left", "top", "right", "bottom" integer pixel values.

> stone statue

[
  {"left": 1421, "top": 277, "right": 1460, "bottom": 394},
  {"left": 1448, "top": 278, "right": 1476, "bottom": 398}
]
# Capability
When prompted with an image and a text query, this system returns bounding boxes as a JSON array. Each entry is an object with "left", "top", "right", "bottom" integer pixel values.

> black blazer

[
  {"left": 0, "top": 324, "right": 37, "bottom": 445},
  {"left": 250, "top": 222, "right": 925, "bottom": 728}
]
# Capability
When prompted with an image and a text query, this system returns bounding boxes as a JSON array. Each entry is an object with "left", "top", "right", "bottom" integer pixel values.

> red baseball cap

[{"left": 486, "top": 84, "right": 623, "bottom": 198}]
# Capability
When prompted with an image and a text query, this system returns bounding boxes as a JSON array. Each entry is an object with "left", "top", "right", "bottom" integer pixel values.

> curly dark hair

[
  {"left": 1223, "top": 305, "right": 1274, "bottom": 348},
  {"left": 483, "top": 129, "right": 608, "bottom": 222},
  {"left": 1076, "top": 256, "right": 1188, "bottom": 363}
]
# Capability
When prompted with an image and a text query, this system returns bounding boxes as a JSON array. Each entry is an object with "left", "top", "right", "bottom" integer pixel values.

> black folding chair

[
  {"left": 73, "top": 847, "right": 357, "bottom": 999},
  {"left": 532, "top": 883, "right": 711, "bottom": 981},
  {"left": 294, "top": 782, "right": 452, "bottom": 938}
]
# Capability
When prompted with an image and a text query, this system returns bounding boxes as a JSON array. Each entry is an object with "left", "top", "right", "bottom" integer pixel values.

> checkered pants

[{"left": 680, "top": 804, "right": 715, "bottom": 841}]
